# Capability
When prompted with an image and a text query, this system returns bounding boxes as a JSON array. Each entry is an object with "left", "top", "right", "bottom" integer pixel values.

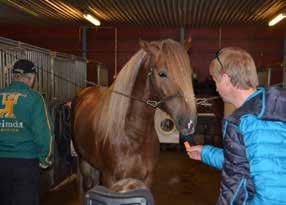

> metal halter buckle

[{"left": 146, "top": 100, "right": 161, "bottom": 108}]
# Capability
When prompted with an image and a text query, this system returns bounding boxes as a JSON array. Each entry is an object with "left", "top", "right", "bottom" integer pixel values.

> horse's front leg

[
  {"left": 143, "top": 172, "right": 153, "bottom": 188},
  {"left": 100, "top": 172, "right": 116, "bottom": 188},
  {"left": 78, "top": 159, "right": 100, "bottom": 191}
]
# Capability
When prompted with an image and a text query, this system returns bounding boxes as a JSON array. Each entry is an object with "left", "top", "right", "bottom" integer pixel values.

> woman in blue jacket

[{"left": 187, "top": 47, "right": 286, "bottom": 205}]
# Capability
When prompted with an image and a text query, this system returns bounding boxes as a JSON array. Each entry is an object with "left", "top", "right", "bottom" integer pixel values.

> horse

[{"left": 72, "top": 38, "right": 197, "bottom": 191}]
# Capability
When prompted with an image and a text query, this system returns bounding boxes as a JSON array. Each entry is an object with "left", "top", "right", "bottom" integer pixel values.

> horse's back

[
  {"left": 74, "top": 86, "right": 104, "bottom": 106},
  {"left": 73, "top": 86, "right": 109, "bottom": 114}
]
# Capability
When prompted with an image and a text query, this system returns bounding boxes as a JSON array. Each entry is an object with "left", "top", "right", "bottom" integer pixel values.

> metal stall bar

[
  {"left": 0, "top": 37, "right": 87, "bottom": 104},
  {"left": 0, "top": 37, "right": 88, "bottom": 193}
]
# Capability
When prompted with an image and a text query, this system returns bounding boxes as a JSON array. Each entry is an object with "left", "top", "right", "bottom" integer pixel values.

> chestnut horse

[{"left": 72, "top": 39, "right": 197, "bottom": 191}]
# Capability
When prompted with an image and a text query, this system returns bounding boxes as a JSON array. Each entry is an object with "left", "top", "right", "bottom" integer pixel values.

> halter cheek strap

[
  {"left": 112, "top": 67, "right": 163, "bottom": 109},
  {"left": 146, "top": 66, "right": 161, "bottom": 108},
  {"left": 147, "top": 67, "right": 182, "bottom": 108}
]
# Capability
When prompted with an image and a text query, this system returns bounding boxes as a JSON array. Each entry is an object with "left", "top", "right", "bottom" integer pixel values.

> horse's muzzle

[{"left": 176, "top": 117, "right": 196, "bottom": 135}]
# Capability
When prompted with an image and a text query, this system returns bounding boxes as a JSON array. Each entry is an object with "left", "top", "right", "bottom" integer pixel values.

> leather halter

[{"left": 112, "top": 66, "right": 181, "bottom": 109}]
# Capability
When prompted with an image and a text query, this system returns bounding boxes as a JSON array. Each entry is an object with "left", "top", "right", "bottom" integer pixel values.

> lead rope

[
  {"left": 196, "top": 96, "right": 220, "bottom": 107},
  {"left": 112, "top": 90, "right": 161, "bottom": 108}
]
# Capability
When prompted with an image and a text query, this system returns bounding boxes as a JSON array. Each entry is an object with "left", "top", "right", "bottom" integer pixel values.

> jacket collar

[
  {"left": 225, "top": 87, "right": 265, "bottom": 124},
  {"left": 226, "top": 86, "right": 286, "bottom": 124},
  {"left": 10, "top": 81, "right": 30, "bottom": 90}
]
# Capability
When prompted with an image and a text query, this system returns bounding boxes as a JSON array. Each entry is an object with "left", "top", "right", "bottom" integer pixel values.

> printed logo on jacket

[{"left": 0, "top": 93, "right": 25, "bottom": 132}]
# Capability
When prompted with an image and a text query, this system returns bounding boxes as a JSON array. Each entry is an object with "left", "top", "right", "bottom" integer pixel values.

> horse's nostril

[
  {"left": 178, "top": 118, "right": 194, "bottom": 131},
  {"left": 187, "top": 120, "right": 193, "bottom": 130}
]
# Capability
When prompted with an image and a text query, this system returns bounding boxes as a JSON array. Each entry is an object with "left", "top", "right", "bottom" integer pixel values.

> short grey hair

[{"left": 12, "top": 73, "right": 35, "bottom": 81}]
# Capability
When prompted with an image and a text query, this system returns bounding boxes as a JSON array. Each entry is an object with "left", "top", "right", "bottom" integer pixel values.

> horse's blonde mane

[{"left": 102, "top": 50, "right": 146, "bottom": 138}]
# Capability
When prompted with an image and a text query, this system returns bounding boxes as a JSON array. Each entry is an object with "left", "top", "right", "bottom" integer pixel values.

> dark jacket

[{"left": 201, "top": 87, "right": 286, "bottom": 205}]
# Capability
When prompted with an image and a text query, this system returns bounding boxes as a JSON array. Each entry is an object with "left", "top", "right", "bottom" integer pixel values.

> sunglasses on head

[{"left": 215, "top": 49, "right": 224, "bottom": 70}]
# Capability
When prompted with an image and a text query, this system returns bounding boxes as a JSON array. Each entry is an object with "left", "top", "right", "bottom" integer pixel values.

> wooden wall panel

[
  {"left": 87, "top": 27, "right": 180, "bottom": 83},
  {"left": 0, "top": 26, "right": 83, "bottom": 56},
  {"left": 0, "top": 25, "right": 284, "bottom": 85}
]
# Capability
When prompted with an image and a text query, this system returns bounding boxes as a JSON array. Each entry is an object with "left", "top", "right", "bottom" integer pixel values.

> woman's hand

[{"left": 185, "top": 144, "right": 203, "bottom": 161}]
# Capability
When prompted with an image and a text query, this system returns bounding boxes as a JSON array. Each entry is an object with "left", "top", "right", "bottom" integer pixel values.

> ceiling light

[
  {"left": 269, "top": 12, "right": 286, "bottom": 26},
  {"left": 83, "top": 13, "right": 100, "bottom": 26}
]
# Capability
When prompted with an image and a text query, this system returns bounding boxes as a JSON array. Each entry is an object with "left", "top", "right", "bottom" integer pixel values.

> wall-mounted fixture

[
  {"left": 83, "top": 13, "right": 100, "bottom": 26},
  {"left": 269, "top": 11, "right": 286, "bottom": 26}
]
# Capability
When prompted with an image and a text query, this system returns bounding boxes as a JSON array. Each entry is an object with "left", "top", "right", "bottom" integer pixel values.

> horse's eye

[{"left": 158, "top": 70, "right": 167, "bottom": 78}]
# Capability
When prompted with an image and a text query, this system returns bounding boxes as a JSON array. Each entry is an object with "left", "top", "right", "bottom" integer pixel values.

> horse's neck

[{"left": 125, "top": 66, "right": 156, "bottom": 139}]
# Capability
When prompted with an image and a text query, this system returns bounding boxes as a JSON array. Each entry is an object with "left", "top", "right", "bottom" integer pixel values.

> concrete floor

[{"left": 41, "top": 149, "right": 221, "bottom": 205}]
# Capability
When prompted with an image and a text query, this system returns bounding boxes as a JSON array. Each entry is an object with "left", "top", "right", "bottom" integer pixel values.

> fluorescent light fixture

[
  {"left": 269, "top": 12, "right": 286, "bottom": 26},
  {"left": 83, "top": 13, "right": 101, "bottom": 26}
]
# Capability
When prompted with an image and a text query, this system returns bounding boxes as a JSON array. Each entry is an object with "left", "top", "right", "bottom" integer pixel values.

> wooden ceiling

[{"left": 1, "top": 0, "right": 286, "bottom": 27}]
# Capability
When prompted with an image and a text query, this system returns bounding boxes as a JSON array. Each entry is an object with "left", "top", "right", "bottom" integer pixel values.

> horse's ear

[
  {"left": 184, "top": 35, "right": 192, "bottom": 51},
  {"left": 139, "top": 39, "right": 159, "bottom": 55}
]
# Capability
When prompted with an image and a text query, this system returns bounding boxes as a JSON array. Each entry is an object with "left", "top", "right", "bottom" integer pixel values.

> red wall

[
  {"left": 187, "top": 26, "right": 284, "bottom": 84},
  {"left": 0, "top": 25, "right": 284, "bottom": 85},
  {"left": 87, "top": 27, "right": 180, "bottom": 83},
  {"left": 1, "top": 26, "right": 83, "bottom": 56}
]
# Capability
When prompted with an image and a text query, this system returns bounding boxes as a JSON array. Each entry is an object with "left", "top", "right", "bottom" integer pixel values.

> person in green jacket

[{"left": 0, "top": 59, "right": 54, "bottom": 205}]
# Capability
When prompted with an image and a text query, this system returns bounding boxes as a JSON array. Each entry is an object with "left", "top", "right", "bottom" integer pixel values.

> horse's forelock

[
  {"left": 141, "top": 39, "right": 196, "bottom": 108},
  {"left": 162, "top": 39, "right": 196, "bottom": 111}
]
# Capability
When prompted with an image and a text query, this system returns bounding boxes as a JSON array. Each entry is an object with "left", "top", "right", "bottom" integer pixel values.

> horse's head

[{"left": 140, "top": 39, "right": 197, "bottom": 135}]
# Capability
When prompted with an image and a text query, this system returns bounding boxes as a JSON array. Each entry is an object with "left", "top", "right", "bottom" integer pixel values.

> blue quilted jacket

[{"left": 201, "top": 87, "right": 286, "bottom": 205}]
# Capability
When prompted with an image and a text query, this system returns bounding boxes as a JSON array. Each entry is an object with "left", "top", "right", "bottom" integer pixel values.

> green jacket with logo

[{"left": 0, "top": 81, "right": 53, "bottom": 166}]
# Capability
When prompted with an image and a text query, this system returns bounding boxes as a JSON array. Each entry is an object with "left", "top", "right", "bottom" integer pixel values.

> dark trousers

[{"left": 0, "top": 158, "right": 39, "bottom": 205}]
